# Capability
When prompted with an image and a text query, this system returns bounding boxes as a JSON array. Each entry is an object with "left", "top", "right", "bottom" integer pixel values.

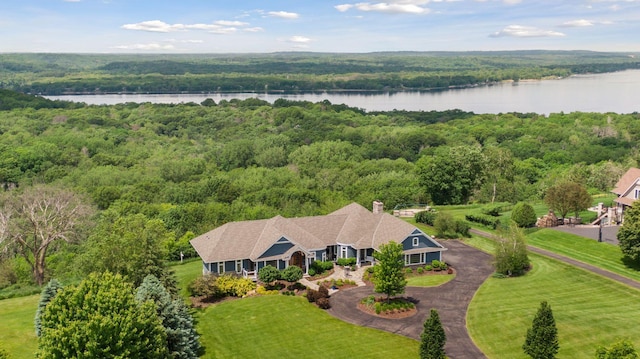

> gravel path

[{"left": 327, "top": 240, "right": 494, "bottom": 359}]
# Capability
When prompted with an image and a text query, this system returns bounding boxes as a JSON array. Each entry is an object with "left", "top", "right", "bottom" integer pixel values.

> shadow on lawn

[{"left": 621, "top": 256, "right": 640, "bottom": 271}]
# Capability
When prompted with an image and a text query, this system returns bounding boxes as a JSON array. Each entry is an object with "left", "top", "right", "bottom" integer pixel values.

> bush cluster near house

[
  {"left": 306, "top": 285, "right": 331, "bottom": 309},
  {"left": 188, "top": 274, "right": 256, "bottom": 299},
  {"left": 308, "top": 260, "right": 334, "bottom": 277}
]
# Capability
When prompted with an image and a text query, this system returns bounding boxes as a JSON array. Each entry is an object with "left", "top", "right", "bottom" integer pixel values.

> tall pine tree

[
  {"left": 420, "top": 309, "right": 446, "bottom": 359},
  {"left": 523, "top": 301, "right": 559, "bottom": 359},
  {"left": 136, "top": 275, "right": 201, "bottom": 359}
]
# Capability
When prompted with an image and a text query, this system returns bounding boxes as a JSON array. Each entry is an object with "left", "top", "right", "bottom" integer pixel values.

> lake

[{"left": 45, "top": 70, "right": 640, "bottom": 114}]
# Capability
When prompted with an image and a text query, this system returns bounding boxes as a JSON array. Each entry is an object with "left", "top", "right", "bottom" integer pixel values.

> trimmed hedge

[{"left": 465, "top": 214, "right": 501, "bottom": 229}]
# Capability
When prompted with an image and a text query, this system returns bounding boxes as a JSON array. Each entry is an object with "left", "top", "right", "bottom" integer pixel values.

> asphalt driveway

[{"left": 327, "top": 240, "right": 494, "bottom": 359}]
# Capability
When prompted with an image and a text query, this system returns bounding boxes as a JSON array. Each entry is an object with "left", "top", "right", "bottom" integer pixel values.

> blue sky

[{"left": 1, "top": 0, "right": 639, "bottom": 53}]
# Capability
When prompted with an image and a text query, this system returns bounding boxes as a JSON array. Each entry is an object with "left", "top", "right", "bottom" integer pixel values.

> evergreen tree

[
  {"left": 136, "top": 275, "right": 201, "bottom": 359},
  {"left": 34, "top": 279, "right": 63, "bottom": 337},
  {"left": 373, "top": 241, "right": 407, "bottom": 302},
  {"left": 511, "top": 202, "right": 537, "bottom": 228},
  {"left": 37, "top": 272, "right": 169, "bottom": 359},
  {"left": 523, "top": 301, "right": 559, "bottom": 359},
  {"left": 420, "top": 309, "right": 446, "bottom": 359}
]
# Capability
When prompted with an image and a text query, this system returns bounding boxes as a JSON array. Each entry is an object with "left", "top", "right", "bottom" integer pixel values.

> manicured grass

[
  {"left": 527, "top": 229, "right": 640, "bottom": 282},
  {"left": 406, "top": 273, "right": 455, "bottom": 287},
  {"left": 468, "top": 253, "right": 640, "bottom": 358},
  {"left": 196, "top": 295, "right": 419, "bottom": 359},
  {"left": 0, "top": 295, "right": 39, "bottom": 358},
  {"left": 170, "top": 259, "right": 203, "bottom": 299}
]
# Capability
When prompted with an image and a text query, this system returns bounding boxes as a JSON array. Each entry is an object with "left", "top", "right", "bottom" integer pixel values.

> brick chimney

[{"left": 373, "top": 200, "right": 384, "bottom": 214}]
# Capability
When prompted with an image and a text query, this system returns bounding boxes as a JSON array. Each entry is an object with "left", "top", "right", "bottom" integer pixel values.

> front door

[{"left": 289, "top": 251, "right": 305, "bottom": 270}]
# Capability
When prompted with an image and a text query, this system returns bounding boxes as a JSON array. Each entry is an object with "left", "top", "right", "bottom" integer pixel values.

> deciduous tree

[
  {"left": 495, "top": 224, "right": 530, "bottom": 277},
  {"left": 37, "top": 272, "right": 169, "bottom": 358},
  {"left": 76, "top": 211, "right": 175, "bottom": 289},
  {"left": 373, "top": 241, "right": 407, "bottom": 302},
  {"left": 543, "top": 182, "right": 591, "bottom": 219},
  {"left": 523, "top": 301, "right": 559, "bottom": 359},
  {"left": 617, "top": 203, "right": 640, "bottom": 263},
  {"left": 416, "top": 146, "right": 487, "bottom": 205},
  {"left": 0, "top": 185, "right": 94, "bottom": 285},
  {"left": 420, "top": 308, "right": 446, "bottom": 359}
]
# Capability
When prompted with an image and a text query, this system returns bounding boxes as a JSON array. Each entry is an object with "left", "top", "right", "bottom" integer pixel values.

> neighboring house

[
  {"left": 612, "top": 167, "right": 640, "bottom": 223},
  {"left": 190, "top": 201, "right": 447, "bottom": 280}
]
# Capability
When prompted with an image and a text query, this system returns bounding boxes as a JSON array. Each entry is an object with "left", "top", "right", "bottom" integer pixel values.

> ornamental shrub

[
  {"left": 316, "top": 297, "right": 331, "bottom": 309},
  {"left": 511, "top": 202, "right": 537, "bottom": 228},
  {"left": 318, "top": 285, "right": 329, "bottom": 299},
  {"left": 258, "top": 265, "right": 280, "bottom": 284},
  {"left": 415, "top": 211, "right": 437, "bottom": 226},
  {"left": 308, "top": 268, "right": 316, "bottom": 276},
  {"left": 188, "top": 275, "right": 223, "bottom": 298},
  {"left": 336, "top": 258, "right": 356, "bottom": 266},
  {"left": 232, "top": 277, "right": 257, "bottom": 297},
  {"left": 281, "top": 266, "right": 304, "bottom": 282},
  {"left": 417, "top": 267, "right": 424, "bottom": 274}
]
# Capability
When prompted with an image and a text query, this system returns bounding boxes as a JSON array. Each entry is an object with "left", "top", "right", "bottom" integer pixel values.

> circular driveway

[{"left": 327, "top": 240, "right": 494, "bottom": 359}]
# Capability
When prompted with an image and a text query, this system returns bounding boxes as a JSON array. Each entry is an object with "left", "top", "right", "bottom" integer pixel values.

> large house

[
  {"left": 612, "top": 167, "right": 640, "bottom": 223},
  {"left": 190, "top": 201, "right": 446, "bottom": 280}
]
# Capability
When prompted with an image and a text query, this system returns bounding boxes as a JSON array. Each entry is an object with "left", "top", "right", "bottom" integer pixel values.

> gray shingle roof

[{"left": 190, "top": 202, "right": 443, "bottom": 263}]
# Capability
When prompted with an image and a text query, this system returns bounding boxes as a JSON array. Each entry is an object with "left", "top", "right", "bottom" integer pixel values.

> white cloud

[
  {"left": 214, "top": 20, "right": 248, "bottom": 26},
  {"left": 244, "top": 27, "right": 265, "bottom": 32},
  {"left": 561, "top": 19, "right": 594, "bottom": 27},
  {"left": 490, "top": 25, "right": 565, "bottom": 38},
  {"left": 112, "top": 43, "right": 176, "bottom": 50},
  {"left": 335, "top": 4, "right": 354, "bottom": 12},
  {"left": 267, "top": 11, "right": 300, "bottom": 19},
  {"left": 503, "top": 0, "right": 522, "bottom": 4},
  {"left": 335, "top": 2, "right": 431, "bottom": 14},
  {"left": 122, "top": 20, "right": 183, "bottom": 32},
  {"left": 289, "top": 36, "right": 311, "bottom": 43},
  {"left": 122, "top": 20, "right": 252, "bottom": 34}
]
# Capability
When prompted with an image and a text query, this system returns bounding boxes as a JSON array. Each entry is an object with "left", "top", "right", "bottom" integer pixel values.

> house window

[
  {"left": 412, "top": 237, "right": 419, "bottom": 247},
  {"left": 266, "top": 260, "right": 277, "bottom": 268},
  {"left": 322, "top": 252, "right": 327, "bottom": 262},
  {"left": 341, "top": 246, "right": 348, "bottom": 259},
  {"left": 409, "top": 253, "right": 421, "bottom": 264},
  {"left": 217, "top": 262, "right": 224, "bottom": 274},
  {"left": 635, "top": 189, "right": 640, "bottom": 199},
  {"left": 236, "top": 260, "right": 242, "bottom": 273}
]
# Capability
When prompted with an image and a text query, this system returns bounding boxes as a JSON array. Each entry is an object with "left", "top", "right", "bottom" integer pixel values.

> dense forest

[
  {"left": 0, "top": 88, "right": 638, "bottom": 288},
  {"left": 1, "top": 51, "right": 639, "bottom": 95}
]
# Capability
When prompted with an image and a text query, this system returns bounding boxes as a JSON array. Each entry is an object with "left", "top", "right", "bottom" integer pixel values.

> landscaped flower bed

[
  {"left": 317, "top": 278, "right": 357, "bottom": 290},
  {"left": 358, "top": 295, "right": 417, "bottom": 319}
]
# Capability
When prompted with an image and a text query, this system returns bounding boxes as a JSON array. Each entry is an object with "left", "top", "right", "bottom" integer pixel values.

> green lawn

[
  {"left": 170, "top": 259, "right": 203, "bottom": 299},
  {"left": 527, "top": 228, "right": 640, "bottom": 282},
  {"left": 196, "top": 295, "right": 419, "bottom": 359},
  {"left": 468, "top": 252, "right": 640, "bottom": 358},
  {"left": 406, "top": 273, "right": 455, "bottom": 287},
  {"left": 0, "top": 295, "right": 39, "bottom": 358}
]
